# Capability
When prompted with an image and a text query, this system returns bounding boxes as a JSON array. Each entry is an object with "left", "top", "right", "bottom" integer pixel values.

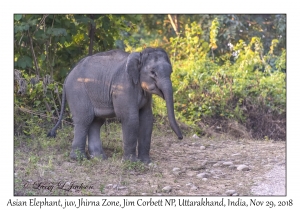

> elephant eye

[{"left": 150, "top": 70, "right": 157, "bottom": 77}]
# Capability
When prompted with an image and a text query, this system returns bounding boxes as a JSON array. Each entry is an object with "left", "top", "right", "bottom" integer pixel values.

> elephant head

[{"left": 126, "top": 48, "right": 183, "bottom": 140}]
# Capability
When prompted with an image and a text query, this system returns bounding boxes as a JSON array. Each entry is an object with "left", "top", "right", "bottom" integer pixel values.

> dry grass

[{"left": 14, "top": 122, "right": 286, "bottom": 196}]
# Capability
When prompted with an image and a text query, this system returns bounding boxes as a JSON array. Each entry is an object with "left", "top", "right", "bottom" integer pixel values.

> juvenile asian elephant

[{"left": 48, "top": 47, "right": 183, "bottom": 163}]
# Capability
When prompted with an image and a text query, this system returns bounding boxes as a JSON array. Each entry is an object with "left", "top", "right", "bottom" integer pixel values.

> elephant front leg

[
  {"left": 137, "top": 105, "right": 153, "bottom": 164},
  {"left": 121, "top": 116, "right": 139, "bottom": 162},
  {"left": 88, "top": 118, "right": 107, "bottom": 160}
]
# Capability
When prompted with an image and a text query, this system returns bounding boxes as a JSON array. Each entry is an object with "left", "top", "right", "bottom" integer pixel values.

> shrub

[
  {"left": 153, "top": 21, "right": 286, "bottom": 140},
  {"left": 14, "top": 70, "right": 69, "bottom": 135}
]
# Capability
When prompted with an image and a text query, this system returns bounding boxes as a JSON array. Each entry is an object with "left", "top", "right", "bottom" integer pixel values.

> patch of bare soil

[
  {"left": 251, "top": 165, "right": 285, "bottom": 195},
  {"left": 14, "top": 127, "right": 286, "bottom": 196}
]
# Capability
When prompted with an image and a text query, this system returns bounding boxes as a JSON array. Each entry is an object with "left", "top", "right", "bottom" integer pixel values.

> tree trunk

[{"left": 89, "top": 15, "right": 96, "bottom": 56}]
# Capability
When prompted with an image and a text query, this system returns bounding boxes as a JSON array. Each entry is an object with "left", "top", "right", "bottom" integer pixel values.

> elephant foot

[
  {"left": 122, "top": 154, "right": 138, "bottom": 162},
  {"left": 70, "top": 149, "right": 87, "bottom": 161},
  {"left": 89, "top": 152, "right": 108, "bottom": 160},
  {"left": 138, "top": 156, "right": 151, "bottom": 164}
]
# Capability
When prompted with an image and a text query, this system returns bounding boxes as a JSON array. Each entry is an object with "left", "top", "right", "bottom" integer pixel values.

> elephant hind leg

[
  {"left": 70, "top": 115, "right": 94, "bottom": 160},
  {"left": 87, "top": 118, "right": 107, "bottom": 160}
]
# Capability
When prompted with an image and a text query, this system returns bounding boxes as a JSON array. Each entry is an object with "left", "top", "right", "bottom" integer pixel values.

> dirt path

[
  {"left": 14, "top": 127, "right": 286, "bottom": 196},
  {"left": 251, "top": 165, "right": 286, "bottom": 195}
]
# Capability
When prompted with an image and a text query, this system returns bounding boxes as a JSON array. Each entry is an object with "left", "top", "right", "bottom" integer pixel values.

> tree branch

[
  {"left": 33, "top": 14, "right": 48, "bottom": 35},
  {"left": 168, "top": 14, "right": 179, "bottom": 36},
  {"left": 28, "top": 31, "right": 40, "bottom": 78}
]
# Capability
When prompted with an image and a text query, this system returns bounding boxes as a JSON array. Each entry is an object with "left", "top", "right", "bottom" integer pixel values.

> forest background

[{"left": 14, "top": 14, "right": 286, "bottom": 140}]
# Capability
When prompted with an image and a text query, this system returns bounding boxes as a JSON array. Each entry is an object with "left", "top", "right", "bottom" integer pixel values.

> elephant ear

[{"left": 125, "top": 52, "right": 141, "bottom": 85}]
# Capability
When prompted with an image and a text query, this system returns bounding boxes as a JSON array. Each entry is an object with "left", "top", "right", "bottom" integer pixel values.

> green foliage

[
  {"left": 14, "top": 70, "right": 63, "bottom": 119},
  {"left": 122, "top": 160, "right": 146, "bottom": 172},
  {"left": 166, "top": 22, "right": 286, "bottom": 130},
  {"left": 14, "top": 14, "right": 139, "bottom": 82},
  {"left": 169, "top": 22, "right": 208, "bottom": 61},
  {"left": 17, "top": 56, "right": 33, "bottom": 69},
  {"left": 209, "top": 18, "right": 219, "bottom": 50},
  {"left": 130, "top": 15, "right": 286, "bottom": 58}
]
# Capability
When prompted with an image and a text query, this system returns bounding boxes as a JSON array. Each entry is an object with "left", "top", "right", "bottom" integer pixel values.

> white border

[{"left": 3, "top": 0, "right": 299, "bottom": 209}]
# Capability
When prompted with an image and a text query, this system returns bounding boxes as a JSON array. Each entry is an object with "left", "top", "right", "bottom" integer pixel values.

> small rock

[
  {"left": 14, "top": 173, "right": 17, "bottom": 176},
  {"left": 202, "top": 178, "right": 208, "bottom": 181},
  {"left": 141, "top": 193, "right": 148, "bottom": 195},
  {"left": 162, "top": 186, "right": 172, "bottom": 193},
  {"left": 209, "top": 170, "right": 216, "bottom": 174},
  {"left": 106, "top": 184, "right": 113, "bottom": 189},
  {"left": 232, "top": 153, "right": 241, "bottom": 156},
  {"left": 232, "top": 193, "right": 239, "bottom": 196},
  {"left": 213, "top": 163, "right": 221, "bottom": 167},
  {"left": 192, "top": 134, "right": 200, "bottom": 139},
  {"left": 223, "top": 161, "right": 233, "bottom": 166},
  {"left": 113, "top": 184, "right": 118, "bottom": 189},
  {"left": 237, "top": 165, "right": 250, "bottom": 171},
  {"left": 200, "top": 146, "right": 206, "bottom": 150},
  {"left": 226, "top": 190, "right": 236, "bottom": 196},
  {"left": 172, "top": 168, "right": 180, "bottom": 172},
  {"left": 118, "top": 186, "right": 127, "bottom": 190},
  {"left": 201, "top": 160, "right": 208, "bottom": 166},
  {"left": 172, "top": 168, "right": 182, "bottom": 175},
  {"left": 197, "top": 173, "right": 209, "bottom": 179},
  {"left": 173, "top": 171, "right": 180, "bottom": 176},
  {"left": 186, "top": 183, "right": 193, "bottom": 187},
  {"left": 213, "top": 161, "right": 223, "bottom": 167},
  {"left": 191, "top": 185, "right": 198, "bottom": 190},
  {"left": 187, "top": 171, "right": 196, "bottom": 177}
]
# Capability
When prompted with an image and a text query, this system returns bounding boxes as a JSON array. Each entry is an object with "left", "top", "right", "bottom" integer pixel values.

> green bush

[
  {"left": 153, "top": 21, "right": 286, "bottom": 139},
  {"left": 14, "top": 70, "right": 67, "bottom": 135}
]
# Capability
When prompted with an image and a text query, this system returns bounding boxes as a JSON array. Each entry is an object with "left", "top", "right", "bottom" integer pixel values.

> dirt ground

[{"left": 14, "top": 124, "right": 286, "bottom": 196}]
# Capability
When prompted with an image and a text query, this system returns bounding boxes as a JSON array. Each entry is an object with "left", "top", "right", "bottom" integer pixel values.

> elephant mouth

[
  {"left": 149, "top": 88, "right": 165, "bottom": 100},
  {"left": 158, "top": 89, "right": 165, "bottom": 100},
  {"left": 153, "top": 84, "right": 165, "bottom": 100},
  {"left": 141, "top": 82, "right": 165, "bottom": 99}
]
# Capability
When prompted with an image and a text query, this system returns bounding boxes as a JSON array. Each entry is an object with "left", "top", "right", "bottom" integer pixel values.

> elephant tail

[{"left": 47, "top": 83, "right": 67, "bottom": 138}]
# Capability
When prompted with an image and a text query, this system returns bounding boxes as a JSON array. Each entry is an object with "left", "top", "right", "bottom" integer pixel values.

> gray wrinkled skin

[{"left": 48, "top": 48, "right": 183, "bottom": 163}]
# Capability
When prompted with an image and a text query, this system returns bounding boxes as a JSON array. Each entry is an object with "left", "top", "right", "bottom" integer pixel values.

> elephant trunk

[{"left": 160, "top": 80, "right": 183, "bottom": 140}]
